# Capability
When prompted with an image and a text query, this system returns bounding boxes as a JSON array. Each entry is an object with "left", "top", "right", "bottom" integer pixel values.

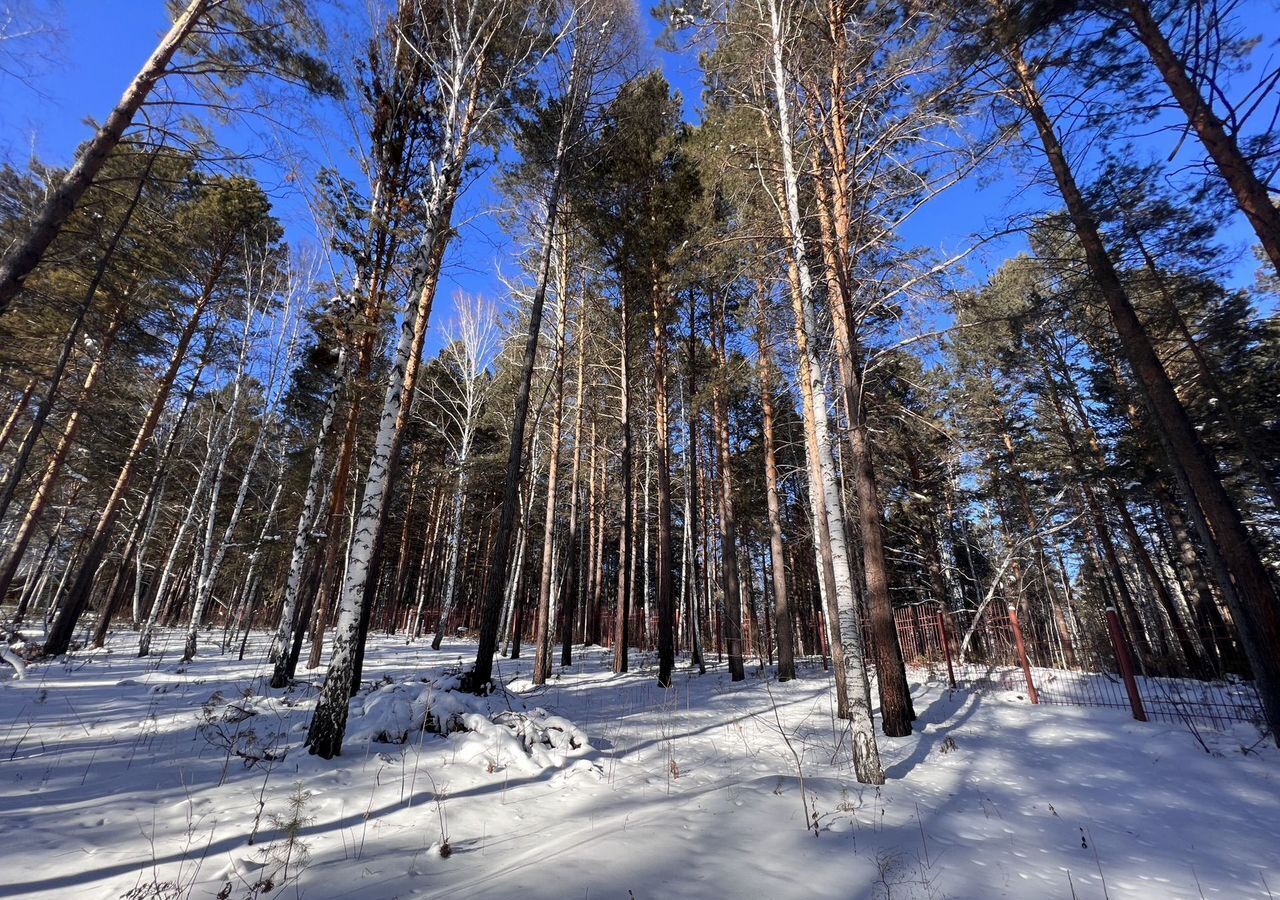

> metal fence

[{"left": 892, "top": 600, "right": 1265, "bottom": 732}]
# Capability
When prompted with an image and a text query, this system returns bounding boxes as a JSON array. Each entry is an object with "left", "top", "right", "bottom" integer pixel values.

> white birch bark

[
  {"left": 424, "top": 296, "right": 497, "bottom": 648},
  {"left": 306, "top": 151, "right": 460, "bottom": 753},
  {"left": 138, "top": 411, "right": 221, "bottom": 657},
  {"left": 305, "top": 0, "right": 560, "bottom": 756},
  {"left": 427, "top": 476, "right": 469, "bottom": 649},
  {"left": 764, "top": 0, "right": 883, "bottom": 784},
  {"left": 307, "top": 271, "right": 426, "bottom": 749},
  {"left": 185, "top": 269, "right": 301, "bottom": 661},
  {"left": 227, "top": 470, "right": 284, "bottom": 657},
  {"left": 132, "top": 479, "right": 166, "bottom": 626},
  {"left": 269, "top": 343, "right": 347, "bottom": 684}
]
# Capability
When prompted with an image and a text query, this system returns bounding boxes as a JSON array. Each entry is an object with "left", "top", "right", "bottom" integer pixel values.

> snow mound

[
  {"left": 344, "top": 676, "right": 593, "bottom": 773},
  {"left": 2, "top": 643, "right": 27, "bottom": 679}
]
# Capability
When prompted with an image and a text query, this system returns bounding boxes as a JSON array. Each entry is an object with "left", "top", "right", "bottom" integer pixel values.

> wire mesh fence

[{"left": 892, "top": 599, "right": 1265, "bottom": 732}]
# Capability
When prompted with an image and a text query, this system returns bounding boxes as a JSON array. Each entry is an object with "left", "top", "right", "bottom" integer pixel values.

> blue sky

[
  {"left": 1, "top": 0, "right": 1273, "bottom": 359},
  {"left": 0, "top": 1, "right": 709, "bottom": 358}
]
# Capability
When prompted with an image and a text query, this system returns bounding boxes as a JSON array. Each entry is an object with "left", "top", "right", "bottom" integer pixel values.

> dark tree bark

[
  {"left": 1003, "top": 37, "right": 1280, "bottom": 739},
  {"left": 709, "top": 288, "right": 745, "bottom": 682},
  {"left": 652, "top": 278, "right": 677, "bottom": 687}
]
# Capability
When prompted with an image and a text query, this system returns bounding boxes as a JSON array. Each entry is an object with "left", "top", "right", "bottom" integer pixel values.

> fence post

[
  {"left": 937, "top": 607, "right": 957, "bottom": 689},
  {"left": 1007, "top": 603, "right": 1039, "bottom": 704},
  {"left": 1105, "top": 606, "right": 1147, "bottom": 722}
]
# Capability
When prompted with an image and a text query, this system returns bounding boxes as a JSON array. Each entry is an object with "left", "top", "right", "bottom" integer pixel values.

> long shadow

[
  {"left": 884, "top": 687, "right": 986, "bottom": 780},
  {"left": 8, "top": 633, "right": 1278, "bottom": 899}
]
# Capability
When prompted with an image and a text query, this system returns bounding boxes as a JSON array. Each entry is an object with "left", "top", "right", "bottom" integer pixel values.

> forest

[{"left": 0, "top": 0, "right": 1278, "bottom": 898}]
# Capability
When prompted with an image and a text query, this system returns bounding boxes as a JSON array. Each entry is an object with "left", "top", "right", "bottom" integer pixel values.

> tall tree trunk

[
  {"left": 638, "top": 425, "right": 652, "bottom": 650},
  {"left": 44, "top": 247, "right": 228, "bottom": 657},
  {"left": 533, "top": 288, "right": 567, "bottom": 685},
  {"left": 808, "top": 117, "right": 914, "bottom": 736},
  {"left": 709, "top": 288, "right": 745, "bottom": 683},
  {"left": 1004, "top": 37, "right": 1280, "bottom": 740},
  {"left": 306, "top": 179, "right": 456, "bottom": 753},
  {"left": 472, "top": 54, "right": 581, "bottom": 687},
  {"left": 766, "top": 0, "right": 883, "bottom": 782},
  {"left": 613, "top": 287, "right": 634, "bottom": 675},
  {"left": 559, "top": 301, "right": 588, "bottom": 667},
  {"left": 269, "top": 347, "right": 346, "bottom": 686},
  {"left": 586, "top": 424, "right": 605, "bottom": 646},
  {"left": 684, "top": 295, "right": 706, "bottom": 674},
  {"left": 428, "top": 472, "right": 470, "bottom": 649},
  {"left": 1122, "top": 0, "right": 1280, "bottom": 278},
  {"left": 753, "top": 288, "right": 794, "bottom": 682},
  {"left": 652, "top": 276, "right": 677, "bottom": 687},
  {"left": 848, "top": 387, "right": 915, "bottom": 735},
  {"left": 0, "top": 0, "right": 212, "bottom": 316}
]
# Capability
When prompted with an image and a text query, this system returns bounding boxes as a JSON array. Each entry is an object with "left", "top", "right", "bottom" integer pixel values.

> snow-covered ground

[{"left": 1, "top": 628, "right": 1277, "bottom": 899}]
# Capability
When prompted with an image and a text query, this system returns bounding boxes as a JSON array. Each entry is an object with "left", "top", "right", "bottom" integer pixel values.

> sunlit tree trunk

[
  {"left": 1121, "top": 0, "right": 1280, "bottom": 278},
  {"left": 1002, "top": 34, "right": 1280, "bottom": 739},
  {"left": 765, "top": 0, "right": 883, "bottom": 782},
  {"left": 0, "top": 0, "right": 212, "bottom": 317},
  {"left": 45, "top": 246, "right": 229, "bottom": 657}
]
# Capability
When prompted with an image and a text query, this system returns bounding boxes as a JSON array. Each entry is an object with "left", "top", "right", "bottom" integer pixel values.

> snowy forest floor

[{"left": 1, "top": 628, "right": 1278, "bottom": 900}]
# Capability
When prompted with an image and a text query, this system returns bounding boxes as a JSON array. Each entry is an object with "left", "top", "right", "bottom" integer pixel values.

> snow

[
  {"left": 1, "top": 641, "right": 25, "bottom": 679},
  {"left": 1, "top": 628, "right": 1277, "bottom": 899}
]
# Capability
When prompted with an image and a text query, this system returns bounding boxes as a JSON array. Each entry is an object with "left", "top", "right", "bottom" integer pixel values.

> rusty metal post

[
  {"left": 1105, "top": 606, "right": 1147, "bottom": 721},
  {"left": 1007, "top": 603, "right": 1039, "bottom": 704},
  {"left": 937, "top": 607, "right": 957, "bottom": 689}
]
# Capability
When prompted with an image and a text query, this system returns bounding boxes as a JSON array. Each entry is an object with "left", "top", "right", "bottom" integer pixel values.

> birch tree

[
  {"left": 418, "top": 295, "right": 500, "bottom": 648},
  {"left": 181, "top": 250, "right": 300, "bottom": 662},
  {"left": 305, "top": 0, "right": 555, "bottom": 757}
]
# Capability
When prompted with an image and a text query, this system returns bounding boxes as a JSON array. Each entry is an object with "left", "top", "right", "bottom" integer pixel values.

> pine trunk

[{"left": 1007, "top": 42, "right": 1280, "bottom": 739}]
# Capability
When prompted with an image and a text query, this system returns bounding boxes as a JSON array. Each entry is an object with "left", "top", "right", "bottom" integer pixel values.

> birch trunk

[
  {"left": 139, "top": 412, "right": 223, "bottom": 657},
  {"left": 306, "top": 158, "right": 460, "bottom": 757},
  {"left": 45, "top": 249, "right": 228, "bottom": 657},
  {"left": 765, "top": 0, "right": 883, "bottom": 783},
  {"left": 269, "top": 347, "right": 346, "bottom": 686}
]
